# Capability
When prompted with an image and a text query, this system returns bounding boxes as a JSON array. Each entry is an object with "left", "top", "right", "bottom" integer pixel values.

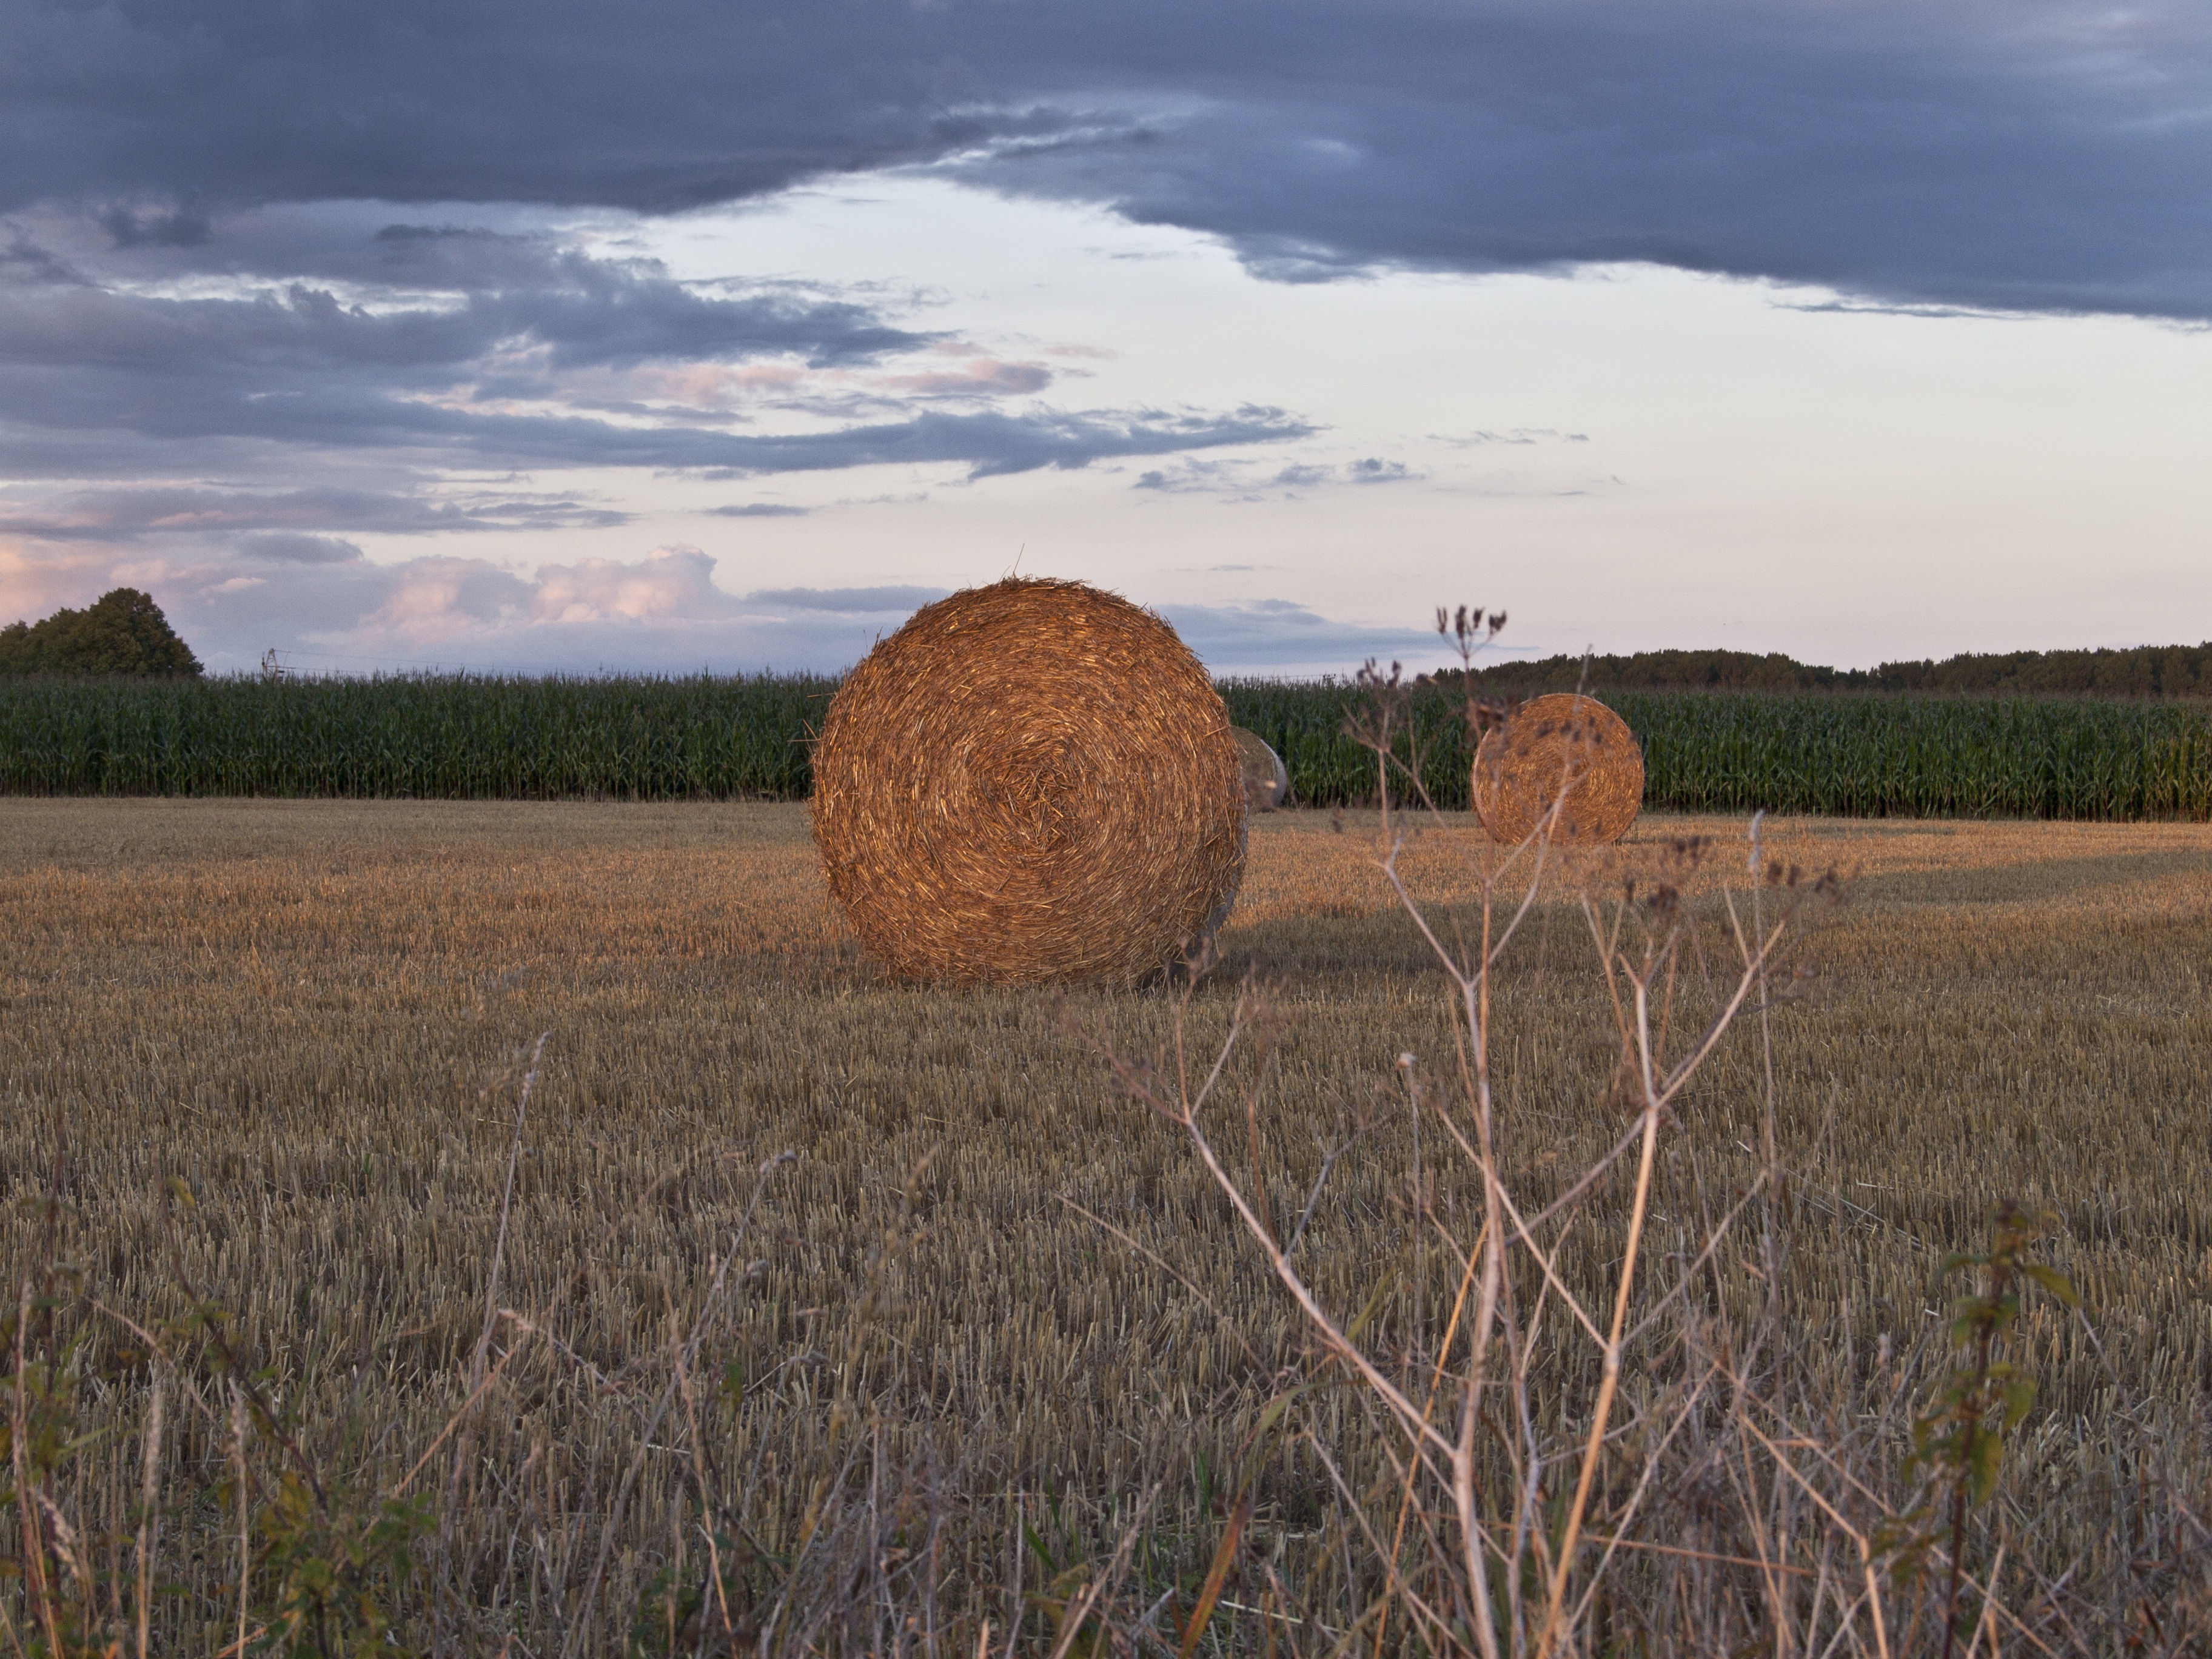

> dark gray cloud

[
  {"left": 8, "top": 0, "right": 2205, "bottom": 676},
  {"left": 0, "top": 210, "right": 970, "bottom": 504},
  {"left": 1344, "top": 458, "right": 1413, "bottom": 484},
  {"left": 968, "top": 3, "right": 2212, "bottom": 319},
  {"left": 0, "top": 225, "right": 922, "bottom": 372},
  {"left": 4, "top": 2, "right": 2209, "bottom": 318},
  {"left": 708, "top": 503, "right": 811, "bottom": 518},
  {"left": 0, "top": 1, "right": 987, "bottom": 216},
  {"left": 0, "top": 187, "right": 1315, "bottom": 662},
  {"left": 0, "top": 482, "right": 631, "bottom": 540},
  {"left": 101, "top": 203, "right": 213, "bottom": 249},
  {"left": 1133, "top": 452, "right": 1414, "bottom": 495},
  {"left": 0, "top": 238, "right": 923, "bottom": 459},
  {"left": 238, "top": 532, "right": 363, "bottom": 564},
  {"left": 1272, "top": 457, "right": 1418, "bottom": 488},
  {"left": 699, "top": 406, "right": 1313, "bottom": 480},
  {"left": 1134, "top": 461, "right": 1232, "bottom": 494},
  {"left": 0, "top": 203, "right": 1310, "bottom": 494}
]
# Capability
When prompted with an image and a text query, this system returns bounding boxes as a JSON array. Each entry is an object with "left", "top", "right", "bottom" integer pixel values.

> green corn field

[
  {"left": 1, "top": 673, "right": 2208, "bottom": 818},
  {"left": 0, "top": 673, "right": 834, "bottom": 800},
  {"left": 1220, "top": 680, "right": 2212, "bottom": 819}
]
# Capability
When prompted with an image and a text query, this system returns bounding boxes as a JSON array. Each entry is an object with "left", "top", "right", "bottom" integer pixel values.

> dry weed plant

[{"left": 1080, "top": 615, "right": 2211, "bottom": 1658}]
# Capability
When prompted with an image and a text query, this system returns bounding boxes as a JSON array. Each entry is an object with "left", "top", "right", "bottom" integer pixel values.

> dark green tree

[{"left": 0, "top": 587, "right": 203, "bottom": 677}]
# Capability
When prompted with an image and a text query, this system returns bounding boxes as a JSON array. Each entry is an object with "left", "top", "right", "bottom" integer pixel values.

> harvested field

[{"left": 3, "top": 799, "right": 2209, "bottom": 1652}]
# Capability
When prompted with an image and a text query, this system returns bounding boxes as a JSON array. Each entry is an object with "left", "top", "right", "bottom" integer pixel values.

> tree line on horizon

[
  {"left": 7, "top": 588, "right": 2211, "bottom": 698},
  {"left": 1430, "top": 642, "right": 2212, "bottom": 699}
]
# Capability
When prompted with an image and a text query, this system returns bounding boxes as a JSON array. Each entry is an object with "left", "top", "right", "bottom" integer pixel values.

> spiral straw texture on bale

[
  {"left": 811, "top": 578, "right": 1247, "bottom": 985},
  {"left": 1472, "top": 692, "right": 1644, "bottom": 846}
]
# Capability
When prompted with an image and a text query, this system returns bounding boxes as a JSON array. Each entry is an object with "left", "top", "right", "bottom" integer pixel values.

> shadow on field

[{"left": 1848, "top": 846, "right": 2212, "bottom": 907}]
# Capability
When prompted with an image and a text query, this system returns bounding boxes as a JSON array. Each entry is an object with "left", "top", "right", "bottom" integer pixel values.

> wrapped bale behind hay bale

[
  {"left": 1232, "top": 727, "right": 1289, "bottom": 811},
  {"left": 811, "top": 577, "right": 1247, "bottom": 984},
  {"left": 1472, "top": 692, "right": 1643, "bottom": 845}
]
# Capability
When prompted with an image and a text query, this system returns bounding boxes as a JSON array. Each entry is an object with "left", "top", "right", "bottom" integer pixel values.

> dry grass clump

[
  {"left": 1472, "top": 691, "right": 1644, "bottom": 844},
  {"left": 811, "top": 577, "right": 1246, "bottom": 985}
]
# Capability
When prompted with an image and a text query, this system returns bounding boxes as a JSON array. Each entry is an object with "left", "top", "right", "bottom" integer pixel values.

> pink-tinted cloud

[
  {"left": 525, "top": 544, "right": 734, "bottom": 625},
  {"left": 0, "top": 537, "right": 114, "bottom": 623}
]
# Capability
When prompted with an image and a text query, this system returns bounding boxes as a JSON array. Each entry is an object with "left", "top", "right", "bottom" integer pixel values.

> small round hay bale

[
  {"left": 1471, "top": 693, "right": 1643, "bottom": 846},
  {"left": 1231, "top": 727, "right": 1289, "bottom": 812},
  {"left": 811, "top": 577, "right": 1247, "bottom": 984}
]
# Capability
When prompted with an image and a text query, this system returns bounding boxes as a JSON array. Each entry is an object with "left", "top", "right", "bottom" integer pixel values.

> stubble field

[{"left": 3, "top": 798, "right": 2209, "bottom": 1653}]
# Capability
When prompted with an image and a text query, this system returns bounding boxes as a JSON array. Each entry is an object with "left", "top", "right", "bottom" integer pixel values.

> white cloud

[{"left": 525, "top": 545, "right": 731, "bottom": 626}]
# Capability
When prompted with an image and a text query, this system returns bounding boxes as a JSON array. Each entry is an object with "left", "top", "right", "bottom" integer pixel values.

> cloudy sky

[{"left": 4, "top": 0, "right": 2209, "bottom": 677}]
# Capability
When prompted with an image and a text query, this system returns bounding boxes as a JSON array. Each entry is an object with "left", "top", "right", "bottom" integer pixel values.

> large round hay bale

[
  {"left": 1231, "top": 727, "right": 1289, "bottom": 812},
  {"left": 1471, "top": 693, "right": 1643, "bottom": 846},
  {"left": 811, "top": 577, "right": 1247, "bottom": 984}
]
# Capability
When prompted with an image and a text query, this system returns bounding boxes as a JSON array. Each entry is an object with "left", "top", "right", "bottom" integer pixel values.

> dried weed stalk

[{"left": 1090, "top": 615, "right": 2161, "bottom": 1658}]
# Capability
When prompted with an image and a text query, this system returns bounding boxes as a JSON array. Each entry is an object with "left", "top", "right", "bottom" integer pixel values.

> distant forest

[{"left": 1436, "top": 643, "right": 2212, "bottom": 699}]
